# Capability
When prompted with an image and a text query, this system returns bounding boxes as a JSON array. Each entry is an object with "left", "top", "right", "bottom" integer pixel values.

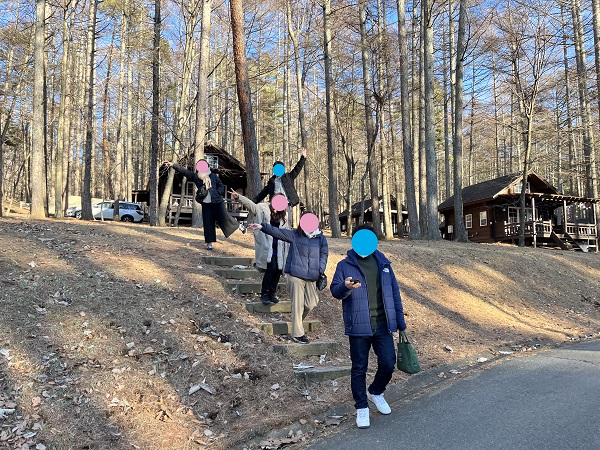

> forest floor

[{"left": 2, "top": 201, "right": 600, "bottom": 449}]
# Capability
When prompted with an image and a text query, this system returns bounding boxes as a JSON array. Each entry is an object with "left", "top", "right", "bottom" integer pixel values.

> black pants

[
  {"left": 261, "top": 257, "right": 282, "bottom": 296},
  {"left": 201, "top": 202, "right": 239, "bottom": 243}
]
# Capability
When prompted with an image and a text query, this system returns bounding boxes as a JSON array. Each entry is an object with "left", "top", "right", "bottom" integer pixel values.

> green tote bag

[{"left": 397, "top": 331, "right": 421, "bottom": 374}]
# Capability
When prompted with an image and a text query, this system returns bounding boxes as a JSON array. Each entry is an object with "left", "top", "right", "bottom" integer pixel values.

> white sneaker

[
  {"left": 367, "top": 392, "right": 391, "bottom": 415},
  {"left": 356, "top": 407, "right": 370, "bottom": 428}
]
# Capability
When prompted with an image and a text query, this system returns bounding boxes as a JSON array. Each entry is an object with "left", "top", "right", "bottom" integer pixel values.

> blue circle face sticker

[
  {"left": 273, "top": 163, "right": 285, "bottom": 177},
  {"left": 352, "top": 229, "right": 378, "bottom": 257}
]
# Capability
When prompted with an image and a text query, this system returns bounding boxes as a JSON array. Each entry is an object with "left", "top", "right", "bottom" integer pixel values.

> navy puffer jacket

[
  {"left": 330, "top": 249, "right": 406, "bottom": 336},
  {"left": 260, "top": 223, "right": 328, "bottom": 281}
]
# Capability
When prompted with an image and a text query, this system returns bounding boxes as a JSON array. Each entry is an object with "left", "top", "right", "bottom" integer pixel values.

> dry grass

[{"left": 2, "top": 202, "right": 600, "bottom": 449}]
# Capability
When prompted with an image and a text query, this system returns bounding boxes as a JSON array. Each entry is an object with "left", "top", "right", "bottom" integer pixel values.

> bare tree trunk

[
  {"left": 31, "top": 0, "right": 47, "bottom": 218},
  {"left": 492, "top": 51, "right": 500, "bottom": 177},
  {"left": 358, "top": 0, "right": 381, "bottom": 236},
  {"left": 230, "top": 0, "right": 261, "bottom": 198},
  {"left": 55, "top": 2, "right": 72, "bottom": 219},
  {"left": 376, "top": 0, "right": 393, "bottom": 239},
  {"left": 396, "top": 0, "right": 421, "bottom": 239},
  {"left": 323, "top": 0, "right": 341, "bottom": 238},
  {"left": 81, "top": 0, "right": 98, "bottom": 221},
  {"left": 101, "top": 30, "right": 115, "bottom": 200},
  {"left": 452, "top": 0, "right": 468, "bottom": 242},
  {"left": 285, "top": 0, "right": 310, "bottom": 210},
  {"left": 115, "top": 3, "right": 129, "bottom": 204},
  {"left": 126, "top": 31, "right": 134, "bottom": 200},
  {"left": 159, "top": 2, "right": 199, "bottom": 227},
  {"left": 423, "top": 0, "right": 440, "bottom": 239},
  {"left": 571, "top": 0, "right": 598, "bottom": 200},
  {"left": 442, "top": 14, "right": 451, "bottom": 199},
  {"left": 148, "top": 0, "right": 161, "bottom": 226},
  {"left": 592, "top": 0, "right": 600, "bottom": 136},
  {"left": 191, "top": 0, "right": 212, "bottom": 227}
]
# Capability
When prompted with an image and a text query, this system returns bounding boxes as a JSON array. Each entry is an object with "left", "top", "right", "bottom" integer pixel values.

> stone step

[
  {"left": 214, "top": 268, "right": 260, "bottom": 279},
  {"left": 258, "top": 320, "right": 320, "bottom": 335},
  {"left": 198, "top": 256, "right": 254, "bottom": 266},
  {"left": 226, "top": 280, "right": 286, "bottom": 295},
  {"left": 242, "top": 301, "right": 291, "bottom": 314},
  {"left": 273, "top": 340, "right": 338, "bottom": 357},
  {"left": 294, "top": 366, "right": 352, "bottom": 382}
]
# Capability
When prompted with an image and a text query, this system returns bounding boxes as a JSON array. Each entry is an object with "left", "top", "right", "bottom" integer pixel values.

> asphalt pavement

[{"left": 305, "top": 340, "right": 600, "bottom": 450}]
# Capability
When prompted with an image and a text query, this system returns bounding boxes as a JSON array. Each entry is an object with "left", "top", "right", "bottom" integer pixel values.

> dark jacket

[
  {"left": 260, "top": 223, "right": 328, "bottom": 281},
  {"left": 330, "top": 249, "right": 406, "bottom": 336},
  {"left": 254, "top": 156, "right": 305, "bottom": 206},
  {"left": 172, "top": 164, "right": 224, "bottom": 204}
]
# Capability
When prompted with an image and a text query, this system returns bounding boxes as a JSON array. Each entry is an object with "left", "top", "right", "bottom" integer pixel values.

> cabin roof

[{"left": 438, "top": 171, "right": 560, "bottom": 211}]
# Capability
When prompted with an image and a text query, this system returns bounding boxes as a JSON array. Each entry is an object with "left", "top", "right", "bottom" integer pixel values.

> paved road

[{"left": 306, "top": 340, "right": 600, "bottom": 450}]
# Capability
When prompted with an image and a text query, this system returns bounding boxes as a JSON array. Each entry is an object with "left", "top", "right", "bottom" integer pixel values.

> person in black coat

[
  {"left": 254, "top": 148, "right": 307, "bottom": 207},
  {"left": 164, "top": 160, "right": 242, "bottom": 250}
]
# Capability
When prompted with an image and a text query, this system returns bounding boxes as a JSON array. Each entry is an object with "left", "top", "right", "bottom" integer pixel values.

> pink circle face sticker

[
  {"left": 196, "top": 159, "right": 209, "bottom": 173},
  {"left": 299, "top": 213, "right": 319, "bottom": 233},
  {"left": 271, "top": 194, "right": 288, "bottom": 211}
]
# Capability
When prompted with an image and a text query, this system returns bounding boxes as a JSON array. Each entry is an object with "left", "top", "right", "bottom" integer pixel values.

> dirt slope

[{"left": 1, "top": 205, "right": 600, "bottom": 449}]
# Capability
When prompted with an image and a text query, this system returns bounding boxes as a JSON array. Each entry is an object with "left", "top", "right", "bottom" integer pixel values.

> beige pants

[{"left": 287, "top": 275, "right": 319, "bottom": 338}]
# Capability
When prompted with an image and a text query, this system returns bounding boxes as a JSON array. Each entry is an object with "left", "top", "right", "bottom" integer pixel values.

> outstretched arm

[
  {"left": 253, "top": 181, "right": 271, "bottom": 204},
  {"left": 164, "top": 161, "right": 197, "bottom": 182},
  {"left": 249, "top": 223, "right": 297, "bottom": 243},
  {"left": 231, "top": 190, "right": 258, "bottom": 215}
]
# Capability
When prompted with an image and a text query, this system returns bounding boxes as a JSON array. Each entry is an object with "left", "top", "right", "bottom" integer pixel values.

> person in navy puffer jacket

[
  {"left": 248, "top": 215, "right": 328, "bottom": 344},
  {"left": 330, "top": 225, "right": 406, "bottom": 429}
]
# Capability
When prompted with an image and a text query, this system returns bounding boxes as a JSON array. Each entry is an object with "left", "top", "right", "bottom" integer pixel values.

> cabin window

[
  {"left": 465, "top": 214, "right": 472, "bottom": 229},
  {"left": 508, "top": 206, "right": 533, "bottom": 223},
  {"left": 513, "top": 182, "right": 530, "bottom": 194},
  {"left": 206, "top": 155, "right": 219, "bottom": 169},
  {"left": 185, "top": 182, "right": 194, "bottom": 197},
  {"left": 480, "top": 211, "right": 488, "bottom": 227}
]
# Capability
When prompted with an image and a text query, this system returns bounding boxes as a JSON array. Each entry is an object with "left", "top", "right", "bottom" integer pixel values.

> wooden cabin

[
  {"left": 158, "top": 141, "right": 249, "bottom": 224},
  {"left": 438, "top": 172, "right": 599, "bottom": 252},
  {"left": 339, "top": 196, "right": 408, "bottom": 236}
]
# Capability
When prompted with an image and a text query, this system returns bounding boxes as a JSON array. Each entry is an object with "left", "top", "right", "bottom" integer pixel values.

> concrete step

[
  {"left": 198, "top": 256, "right": 254, "bottom": 266},
  {"left": 214, "top": 268, "right": 260, "bottom": 279},
  {"left": 294, "top": 365, "right": 352, "bottom": 382},
  {"left": 242, "top": 301, "right": 291, "bottom": 314},
  {"left": 226, "top": 280, "right": 286, "bottom": 295},
  {"left": 258, "top": 320, "right": 320, "bottom": 335},
  {"left": 273, "top": 340, "right": 338, "bottom": 357}
]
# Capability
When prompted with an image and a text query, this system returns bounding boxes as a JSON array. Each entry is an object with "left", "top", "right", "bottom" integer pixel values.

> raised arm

[{"left": 288, "top": 149, "right": 307, "bottom": 180}]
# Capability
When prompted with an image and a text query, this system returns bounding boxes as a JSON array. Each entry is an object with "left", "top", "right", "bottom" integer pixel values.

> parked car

[
  {"left": 65, "top": 205, "right": 80, "bottom": 217},
  {"left": 70, "top": 201, "right": 145, "bottom": 222}
]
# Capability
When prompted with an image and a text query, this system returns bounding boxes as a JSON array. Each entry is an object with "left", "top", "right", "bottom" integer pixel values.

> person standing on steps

[
  {"left": 329, "top": 225, "right": 407, "bottom": 429},
  {"left": 254, "top": 147, "right": 307, "bottom": 208},
  {"left": 247, "top": 212, "right": 328, "bottom": 344},
  {"left": 229, "top": 189, "right": 290, "bottom": 305},
  {"left": 164, "top": 160, "right": 245, "bottom": 251}
]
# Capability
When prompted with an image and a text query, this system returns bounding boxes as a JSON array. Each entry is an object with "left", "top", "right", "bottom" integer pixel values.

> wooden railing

[
  {"left": 502, "top": 220, "right": 552, "bottom": 237},
  {"left": 566, "top": 224, "right": 597, "bottom": 238},
  {"left": 500, "top": 220, "right": 596, "bottom": 239}
]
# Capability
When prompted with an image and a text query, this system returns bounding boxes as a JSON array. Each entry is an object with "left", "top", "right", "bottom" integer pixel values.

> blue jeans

[{"left": 349, "top": 327, "right": 396, "bottom": 409}]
